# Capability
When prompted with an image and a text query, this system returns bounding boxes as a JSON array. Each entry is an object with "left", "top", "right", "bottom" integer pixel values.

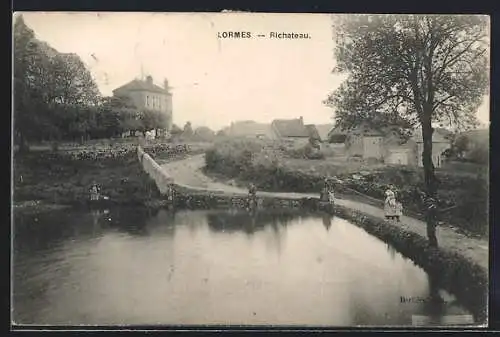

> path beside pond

[{"left": 161, "top": 154, "right": 488, "bottom": 272}]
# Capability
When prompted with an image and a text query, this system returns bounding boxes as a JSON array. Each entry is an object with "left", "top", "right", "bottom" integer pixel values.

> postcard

[{"left": 12, "top": 12, "right": 489, "bottom": 329}]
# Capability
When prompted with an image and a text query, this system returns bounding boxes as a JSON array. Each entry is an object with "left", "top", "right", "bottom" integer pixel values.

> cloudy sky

[{"left": 20, "top": 12, "right": 489, "bottom": 131}]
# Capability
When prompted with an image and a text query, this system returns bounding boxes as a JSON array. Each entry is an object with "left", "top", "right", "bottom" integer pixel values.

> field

[{"left": 204, "top": 138, "right": 488, "bottom": 238}]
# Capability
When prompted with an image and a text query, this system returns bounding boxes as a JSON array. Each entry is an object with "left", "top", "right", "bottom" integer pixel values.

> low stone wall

[
  {"left": 136, "top": 146, "right": 332, "bottom": 212},
  {"left": 137, "top": 146, "right": 173, "bottom": 195}
]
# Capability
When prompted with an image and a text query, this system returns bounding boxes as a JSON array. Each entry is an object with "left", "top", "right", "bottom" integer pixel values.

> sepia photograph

[{"left": 12, "top": 12, "right": 489, "bottom": 328}]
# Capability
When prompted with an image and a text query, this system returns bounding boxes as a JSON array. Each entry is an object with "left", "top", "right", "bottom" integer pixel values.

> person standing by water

[
  {"left": 384, "top": 185, "right": 403, "bottom": 221},
  {"left": 89, "top": 181, "right": 100, "bottom": 201},
  {"left": 320, "top": 178, "right": 330, "bottom": 202},
  {"left": 326, "top": 177, "right": 335, "bottom": 204},
  {"left": 248, "top": 183, "right": 257, "bottom": 210},
  {"left": 384, "top": 187, "right": 397, "bottom": 220}
]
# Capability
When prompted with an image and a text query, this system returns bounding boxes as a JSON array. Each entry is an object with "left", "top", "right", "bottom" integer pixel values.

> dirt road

[{"left": 161, "top": 154, "right": 488, "bottom": 271}]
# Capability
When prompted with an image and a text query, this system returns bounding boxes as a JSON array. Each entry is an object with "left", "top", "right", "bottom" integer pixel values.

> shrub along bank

[{"left": 204, "top": 140, "right": 488, "bottom": 238}]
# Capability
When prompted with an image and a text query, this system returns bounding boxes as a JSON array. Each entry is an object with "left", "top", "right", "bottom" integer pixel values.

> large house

[
  {"left": 112, "top": 75, "right": 173, "bottom": 131},
  {"left": 328, "top": 124, "right": 453, "bottom": 167}
]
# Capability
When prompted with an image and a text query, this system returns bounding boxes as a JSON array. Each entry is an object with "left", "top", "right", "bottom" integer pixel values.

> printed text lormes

[{"left": 217, "top": 31, "right": 311, "bottom": 39}]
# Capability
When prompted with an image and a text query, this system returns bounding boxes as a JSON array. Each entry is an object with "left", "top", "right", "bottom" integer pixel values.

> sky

[{"left": 19, "top": 12, "right": 490, "bottom": 131}]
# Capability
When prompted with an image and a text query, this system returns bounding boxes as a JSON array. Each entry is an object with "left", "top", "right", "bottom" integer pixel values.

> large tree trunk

[{"left": 421, "top": 116, "right": 439, "bottom": 247}]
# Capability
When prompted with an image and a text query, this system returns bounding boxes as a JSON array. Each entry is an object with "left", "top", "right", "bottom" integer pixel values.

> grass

[
  {"left": 13, "top": 140, "right": 215, "bottom": 209},
  {"left": 13, "top": 145, "right": 162, "bottom": 207}
]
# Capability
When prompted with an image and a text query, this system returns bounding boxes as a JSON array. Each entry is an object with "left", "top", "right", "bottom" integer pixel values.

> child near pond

[
  {"left": 384, "top": 187, "right": 403, "bottom": 222},
  {"left": 89, "top": 182, "right": 100, "bottom": 201}
]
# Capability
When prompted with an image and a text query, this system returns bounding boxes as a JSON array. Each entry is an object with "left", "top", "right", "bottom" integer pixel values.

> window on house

[{"left": 146, "top": 96, "right": 150, "bottom": 107}]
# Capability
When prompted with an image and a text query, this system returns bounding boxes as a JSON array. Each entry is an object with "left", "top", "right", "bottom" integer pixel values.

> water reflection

[
  {"left": 206, "top": 209, "right": 296, "bottom": 236},
  {"left": 12, "top": 207, "right": 474, "bottom": 326},
  {"left": 322, "top": 214, "right": 332, "bottom": 231}
]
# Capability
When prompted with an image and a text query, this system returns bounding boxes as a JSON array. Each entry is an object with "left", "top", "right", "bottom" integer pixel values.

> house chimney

[
  {"left": 299, "top": 116, "right": 304, "bottom": 124},
  {"left": 146, "top": 75, "right": 153, "bottom": 84},
  {"left": 163, "top": 78, "right": 169, "bottom": 89}
]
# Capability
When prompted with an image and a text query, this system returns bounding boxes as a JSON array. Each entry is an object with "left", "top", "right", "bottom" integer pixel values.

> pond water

[{"left": 12, "top": 207, "right": 473, "bottom": 327}]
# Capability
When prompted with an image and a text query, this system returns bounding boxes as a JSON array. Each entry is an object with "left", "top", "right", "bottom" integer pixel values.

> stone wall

[{"left": 137, "top": 146, "right": 173, "bottom": 195}]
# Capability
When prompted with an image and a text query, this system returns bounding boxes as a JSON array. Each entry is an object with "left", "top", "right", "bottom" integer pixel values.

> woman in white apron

[{"left": 384, "top": 189, "right": 397, "bottom": 220}]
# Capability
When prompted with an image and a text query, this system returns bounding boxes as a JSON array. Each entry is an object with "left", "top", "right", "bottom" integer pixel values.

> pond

[{"left": 12, "top": 207, "right": 473, "bottom": 327}]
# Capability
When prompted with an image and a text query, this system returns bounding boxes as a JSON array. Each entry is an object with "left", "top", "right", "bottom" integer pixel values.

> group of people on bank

[
  {"left": 247, "top": 178, "right": 403, "bottom": 221},
  {"left": 88, "top": 171, "right": 403, "bottom": 222}
]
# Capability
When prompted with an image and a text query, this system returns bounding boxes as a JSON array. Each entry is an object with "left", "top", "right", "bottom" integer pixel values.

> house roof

[
  {"left": 113, "top": 78, "right": 168, "bottom": 95},
  {"left": 272, "top": 118, "right": 310, "bottom": 138},
  {"left": 224, "top": 121, "right": 274, "bottom": 138}
]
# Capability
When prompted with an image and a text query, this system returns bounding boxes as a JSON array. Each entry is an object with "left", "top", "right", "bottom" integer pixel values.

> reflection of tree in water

[
  {"left": 322, "top": 213, "right": 332, "bottom": 231},
  {"left": 386, "top": 244, "right": 396, "bottom": 260},
  {"left": 418, "top": 269, "right": 472, "bottom": 326},
  {"left": 111, "top": 207, "right": 151, "bottom": 236},
  {"left": 14, "top": 209, "right": 92, "bottom": 254},
  {"left": 422, "top": 270, "right": 461, "bottom": 326},
  {"left": 152, "top": 209, "right": 177, "bottom": 237},
  {"left": 206, "top": 210, "right": 299, "bottom": 236}
]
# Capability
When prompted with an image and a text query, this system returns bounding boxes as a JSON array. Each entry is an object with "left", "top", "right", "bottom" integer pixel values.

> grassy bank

[
  {"left": 204, "top": 139, "right": 488, "bottom": 238},
  {"left": 13, "top": 145, "right": 163, "bottom": 208}
]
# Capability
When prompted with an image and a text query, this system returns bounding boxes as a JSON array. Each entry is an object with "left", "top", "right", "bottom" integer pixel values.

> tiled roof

[
  {"left": 272, "top": 118, "right": 310, "bottom": 138},
  {"left": 113, "top": 79, "right": 167, "bottom": 95}
]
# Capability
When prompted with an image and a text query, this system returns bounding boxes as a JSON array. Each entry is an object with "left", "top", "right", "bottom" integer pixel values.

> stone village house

[
  {"left": 270, "top": 117, "right": 311, "bottom": 147},
  {"left": 327, "top": 124, "right": 453, "bottom": 168},
  {"left": 112, "top": 75, "right": 173, "bottom": 137}
]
